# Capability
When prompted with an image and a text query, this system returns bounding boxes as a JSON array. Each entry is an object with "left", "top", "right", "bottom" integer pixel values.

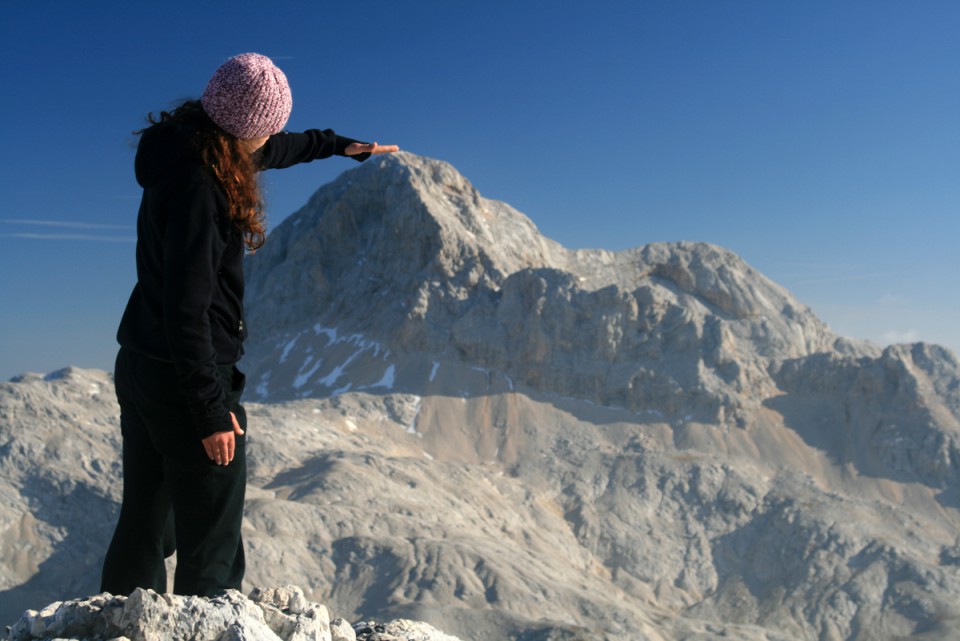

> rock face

[
  {"left": 3, "top": 153, "right": 960, "bottom": 641},
  {"left": 243, "top": 153, "right": 858, "bottom": 427},
  {"left": 5, "top": 584, "right": 458, "bottom": 641},
  {"left": 0, "top": 368, "right": 122, "bottom": 625}
]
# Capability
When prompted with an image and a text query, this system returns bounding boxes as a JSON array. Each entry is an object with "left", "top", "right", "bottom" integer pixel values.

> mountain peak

[{"left": 241, "top": 152, "right": 867, "bottom": 425}]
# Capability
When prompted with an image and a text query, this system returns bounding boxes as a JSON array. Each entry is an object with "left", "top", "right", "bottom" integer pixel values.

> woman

[{"left": 100, "top": 53, "right": 397, "bottom": 597}]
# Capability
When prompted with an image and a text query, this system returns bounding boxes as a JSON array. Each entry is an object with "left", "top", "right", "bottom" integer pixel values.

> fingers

[
  {"left": 214, "top": 433, "right": 234, "bottom": 466},
  {"left": 230, "top": 411, "right": 245, "bottom": 435},
  {"left": 204, "top": 439, "right": 226, "bottom": 465},
  {"left": 345, "top": 142, "right": 399, "bottom": 156},
  {"left": 365, "top": 143, "right": 399, "bottom": 155},
  {"left": 372, "top": 144, "right": 400, "bottom": 155},
  {"left": 201, "top": 430, "right": 238, "bottom": 466}
]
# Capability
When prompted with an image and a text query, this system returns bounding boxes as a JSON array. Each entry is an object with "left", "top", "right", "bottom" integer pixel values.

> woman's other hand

[{"left": 201, "top": 411, "right": 245, "bottom": 465}]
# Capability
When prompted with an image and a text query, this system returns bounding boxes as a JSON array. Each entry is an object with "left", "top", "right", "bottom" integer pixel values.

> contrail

[
  {"left": 0, "top": 233, "right": 135, "bottom": 243},
  {"left": 1, "top": 219, "right": 133, "bottom": 230}
]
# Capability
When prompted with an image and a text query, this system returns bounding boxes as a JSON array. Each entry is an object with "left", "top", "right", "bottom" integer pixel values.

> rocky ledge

[{"left": 5, "top": 586, "right": 460, "bottom": 641}]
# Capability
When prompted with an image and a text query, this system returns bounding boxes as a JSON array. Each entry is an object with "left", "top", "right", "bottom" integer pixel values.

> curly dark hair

[{"left": 139, "top": 100, "right": 267, "bottom": 251}]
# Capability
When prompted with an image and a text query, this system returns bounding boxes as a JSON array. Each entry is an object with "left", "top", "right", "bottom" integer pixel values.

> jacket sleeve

[
  {"left": 160, "top": 168, "right": 232, "bottom": 439},
  {"left": 255, "top": 129, "right": 371, "bottom": 170}
]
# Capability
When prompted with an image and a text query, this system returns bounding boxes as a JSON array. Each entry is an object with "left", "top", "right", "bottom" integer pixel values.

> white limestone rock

[
  {"left": 329, "top": 618, "right": 355, "bottom": 641},
  {"left": 5, "top": 588, "right": 449, "bottom": 641}
]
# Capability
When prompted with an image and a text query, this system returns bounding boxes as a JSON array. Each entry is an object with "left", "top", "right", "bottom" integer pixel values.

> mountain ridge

[{"left": 242, "top": 152, "right": 874, "bottom": 426}]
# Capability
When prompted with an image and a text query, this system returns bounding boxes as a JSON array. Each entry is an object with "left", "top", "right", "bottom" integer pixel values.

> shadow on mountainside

[
  {"left": 262, "top": 453, "right": 339, "bottom": 501},
  {"left": 0, "top": 475, "right": 117, "bottom": 628},
  {"left": 765, "top": 352, "right": 960, "bottom": 510}
]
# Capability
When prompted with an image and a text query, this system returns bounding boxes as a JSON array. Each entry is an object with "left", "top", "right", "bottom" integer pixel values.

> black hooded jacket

[{"left": 117, "top": 111, "right": 367, "bottom": 438}]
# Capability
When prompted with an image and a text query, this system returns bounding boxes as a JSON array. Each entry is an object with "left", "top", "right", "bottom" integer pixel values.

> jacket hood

[{"left": 134, "top": 115, "right": 206, "bottom": 188}]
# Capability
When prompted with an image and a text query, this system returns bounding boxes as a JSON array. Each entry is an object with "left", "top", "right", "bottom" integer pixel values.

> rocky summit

[
  {"left": 2, "top": 152, "right": 960, "bottom": 640},
  {"left": 6, "top": 584, "right": 459, "bottom": 641}
]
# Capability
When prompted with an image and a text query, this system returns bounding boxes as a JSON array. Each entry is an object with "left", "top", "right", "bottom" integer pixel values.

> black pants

[{"left": 100, "top": 347, "right": 247, "bottom": 597}]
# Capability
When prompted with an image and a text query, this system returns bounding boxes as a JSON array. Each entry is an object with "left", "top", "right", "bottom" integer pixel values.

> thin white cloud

[
  {"left": 2, "top": 219, "right": 133, "bottom": 230},
  {"left": 0, "top": 233, "right": 135, "bottom": 243}
]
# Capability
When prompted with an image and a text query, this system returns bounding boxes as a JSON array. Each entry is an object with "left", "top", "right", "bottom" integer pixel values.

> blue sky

[{"left": 1, "top": 1, "right": 959, "bottom": 380}]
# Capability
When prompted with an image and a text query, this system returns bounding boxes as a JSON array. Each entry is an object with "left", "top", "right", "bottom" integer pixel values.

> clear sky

[{"left": 1, "top": 1, "right": 958, "bottom": 380}]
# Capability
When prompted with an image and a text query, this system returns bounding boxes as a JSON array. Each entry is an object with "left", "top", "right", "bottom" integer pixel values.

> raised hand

[{"left": 345, "top": 142, "right": 400, "bottom": 156}]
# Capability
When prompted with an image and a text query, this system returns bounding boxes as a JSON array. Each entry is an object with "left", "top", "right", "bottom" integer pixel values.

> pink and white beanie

[{"left": 201, "top": 53, "right": 292, "bottom": 139}]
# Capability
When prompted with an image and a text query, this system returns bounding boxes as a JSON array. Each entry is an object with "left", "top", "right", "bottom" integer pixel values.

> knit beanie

[{"left": 201, "top": 53, "right": 292, "bottom": 139}]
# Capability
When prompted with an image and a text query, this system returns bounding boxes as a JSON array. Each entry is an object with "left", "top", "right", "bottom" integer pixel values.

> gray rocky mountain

[{"left": 2, "top": 152, "right": 960, "bottom": 640}]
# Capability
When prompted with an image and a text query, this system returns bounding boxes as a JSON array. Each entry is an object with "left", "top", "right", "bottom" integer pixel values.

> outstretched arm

[
  {"left": 345, "top": 142, "right": 400, "bottom": 156},
  {"left": 257, "top": 130, "right": 397, "bottom": 169}
]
